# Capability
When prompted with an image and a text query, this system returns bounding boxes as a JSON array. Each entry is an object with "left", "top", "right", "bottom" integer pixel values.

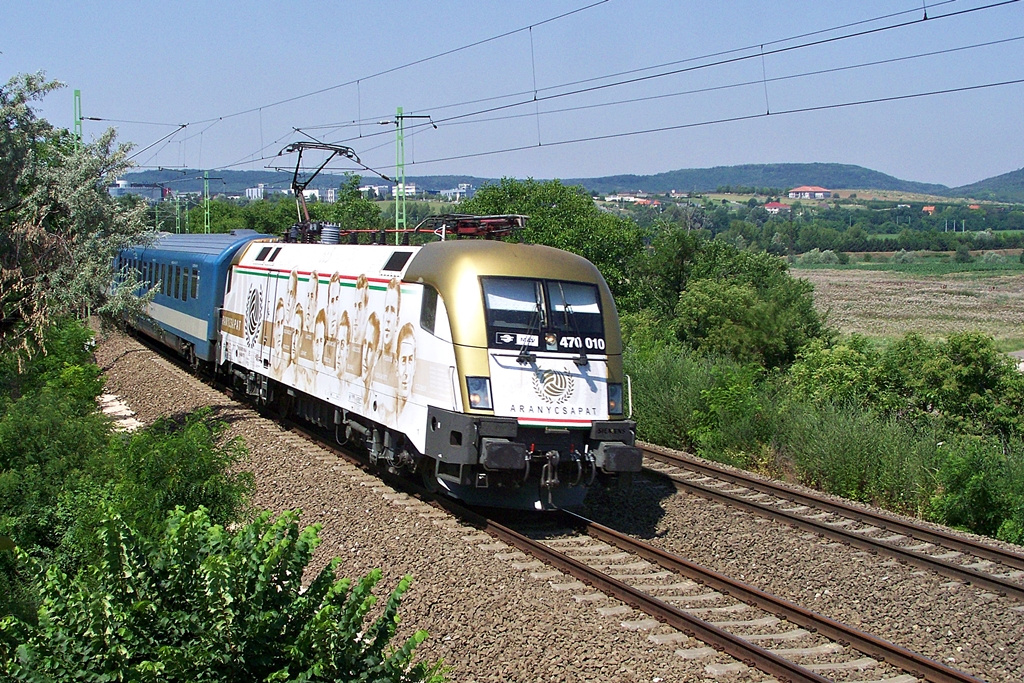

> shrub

[
  {"left": 982, "top": 250, "right": 1005, "bottom": 264},
  {"left": 892, "top": 249, "right": 914, "bottom": 264},
  {"left": 624, "top": 343, "right": 716, "bottom": 449},
  {"left": 799, "top": 248, "right": 823, "bottom": 264},
  {"left": 0, "top": 508, "right": 447, "bottom": 683},
  {"left": 104, "top": 409, "right": 253, "bottom": 542},
  {"left": 928, "top": 436, "right": 1016, "bottom": 537},
  {"left": 687, "top": 363, "right": 765, "bottom": 462},
  {"left": 674, "top": 271, "right": 825, "bottom": 370},
  {"left": 954, "top": 243, "right": 973, "bottom": 263}
]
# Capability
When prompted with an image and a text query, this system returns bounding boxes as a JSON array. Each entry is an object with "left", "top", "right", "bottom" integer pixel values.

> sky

[{"left": 3, "top": 0, "right": 1023, "bottom": 188}]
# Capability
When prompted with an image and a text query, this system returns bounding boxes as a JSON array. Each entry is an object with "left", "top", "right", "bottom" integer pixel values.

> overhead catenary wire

[
  {"left": 193, "top": 74, "right": 1024, "bottom": 176},
  {"left": 365, "top": 34, "right": 1024, "bottom": 135},
  {"left": 115, "top": 0, "right": 1021, "bottom": 176},
  {"left": 180, "top": 0, "right": 610, "bottom": 127},
  {"left": 400, "top": 78, "right": 1024, "bottom": 169},
  {"left": 280, "top": 0, "right": 1021, "bottom": 161}
]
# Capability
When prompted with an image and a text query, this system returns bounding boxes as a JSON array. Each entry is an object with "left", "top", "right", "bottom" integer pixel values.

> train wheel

[{"left": 420, "top": 459, "right": 440, "bottom": 494}]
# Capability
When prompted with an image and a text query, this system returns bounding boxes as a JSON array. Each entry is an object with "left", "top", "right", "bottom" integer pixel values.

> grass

[
  {"left": 794, "top": 265, "right": 1024, "bottom": 350},
  {"left": 794, "top": 256, "right": 1024, "bottom": 277}
]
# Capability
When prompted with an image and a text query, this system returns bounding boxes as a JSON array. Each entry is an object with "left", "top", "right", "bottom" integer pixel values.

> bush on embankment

[
  {"left": 0, "top": 508, "right": 447, "bottom": 683},
  {"left": 0, "top": 320, "right": 253, "bottom": 620},
  {"left": 624, "top": 331, "right": 1024, "bottom": 545}
]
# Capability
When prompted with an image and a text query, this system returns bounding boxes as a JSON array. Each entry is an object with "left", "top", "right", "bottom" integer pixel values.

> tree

[
  {"left": 0, "top": 508, "right": 447, "bottom": 683},
  {"left": 309, "top": 174, "right": 382, "bottom": 232},
  {"left": 0, "top": 73, "right": 151, "bottom": 350},
  {"left": 458, "top": 178, "right": 643, "bottom": 299},
  {"left": 954, "top": 242, "right": 973, "bottom": 263}
]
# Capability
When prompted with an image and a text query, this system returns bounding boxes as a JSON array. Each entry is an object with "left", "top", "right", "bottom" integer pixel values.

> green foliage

[
  {"left": 928, "top": 436, "right": 1024, "bottom": 541},
  {"left": 790, "top": 332, "right": 1024, "bottom": 438},
  {"left": 0, "top": 73, "right": 152, "bottom": 349},
  {"left": 103, "top": 409, "right": 254, "bottom": 545},
  {"left": 1, "top": 322, "right": 254, "bottom": 618},
  {"left": 954, "top": 243, "right": 973, "bottom": 263},
  {"left": 627, "top": 335, "right": 1024, "bottom": 540},
  {"left": 623, "top": 343, "right": 715, "bottom": 449},
  {"left": 687, "top": 364, "right": 764, "bottom": 460},
  {"left": 459, "top": 178, "right": 643, "bottom": 298},
  {"left": 0, "top": 508, "right": 447, "bottom": 683},
  {"left": 241, "top": 195, "right": 302, "bottom": 235},
  {"left": 308, "top": 174, "right": 383, "bottom": 231},
  {"left": 778, "top": 400, "right": 943, "bottom": 511}
]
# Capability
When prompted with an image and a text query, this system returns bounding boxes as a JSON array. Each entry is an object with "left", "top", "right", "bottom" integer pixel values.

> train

[{"left": 117, "top": 217, "right": 642, "bottom": 510}]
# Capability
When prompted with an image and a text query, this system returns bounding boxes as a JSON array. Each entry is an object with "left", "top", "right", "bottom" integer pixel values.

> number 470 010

[{"left": 559, "top": 336, "right": 606, "bottom": 350}]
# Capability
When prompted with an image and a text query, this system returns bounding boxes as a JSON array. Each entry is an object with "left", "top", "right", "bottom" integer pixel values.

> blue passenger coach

[{"left": 117, "top": 230, "right": 273, "bottom": 363}]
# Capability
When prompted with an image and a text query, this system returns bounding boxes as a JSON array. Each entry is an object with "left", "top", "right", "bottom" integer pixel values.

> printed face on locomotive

[
  {"left": 382, "top": 278, "right": 401, "bottom": 353},
  {"left": 313, "top": 309, "right": 327, "bottom": 366},
  {"left": 272, "top": 298, "right": 286, "bottom": 361},
  {"left": 326, "top": 273, "right": 343, "bottom": 335},
  {"left": 396, "top": 322, "right": 417, "bottom": 400}
]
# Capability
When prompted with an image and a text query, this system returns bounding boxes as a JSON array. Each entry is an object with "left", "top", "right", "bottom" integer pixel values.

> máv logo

[{"left": 532, "top": 369, "right": 574, "bottom": 405}]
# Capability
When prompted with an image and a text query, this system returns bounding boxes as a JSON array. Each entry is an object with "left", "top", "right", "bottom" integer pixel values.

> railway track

[
  {"left": 115, "top": 333, "right": 1007, "bottom": 681},
  {"left": 469, "top": 507, "right": 983, "bottom": 683},
  {"left": 281, "top": 422, "right": 983, "bottom": 682},
  {"left": 640, "top": 443, "right": 1024, "bottom": 603}
]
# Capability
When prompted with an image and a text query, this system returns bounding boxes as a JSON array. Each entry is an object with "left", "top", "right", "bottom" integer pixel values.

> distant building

[
  {"left": 787, "top": 185, "right": 830, "bottom": 200},
  {"left": 325, "top": 188, "right": 337, "bottom": 204},
  {"left": 440, "top": 183, "right": 475, "bottom": 201},
  {"left": 922, "top": 205, "right": 936, "bottom": 215},
  {"left": 764, "top": 201, "right": 791, "bottom": 215},
  {"left": 393, "top": 183, "right": 417, "bottom": 198},
  {"left": 245, "top": 184, "right": 266, "bottom": 200},
  {"left": 604, "top": 192, "right": 649, "bottom": 203},
  {"left": 108, "top": 179, "right": 164, "bottom": 204},
  {"left": 359, "top": 185, "right": 389, "bottom": 198},
  {"left": 302, "top": 189, "right": 320, "bottom": 201}
]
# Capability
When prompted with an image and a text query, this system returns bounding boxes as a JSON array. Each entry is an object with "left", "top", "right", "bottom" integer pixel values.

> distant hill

[
  {"left": 122, "top": 163, "right": 1024, "bottom": 202},
  {"left": 120, "top": 169, "right": 496, "bottom": 195},
  {"left": 949, "top": 167, "right": 1024, "bottom": 203},
  {"left": 561, "top": 163, "right": 949, "bottom": 195}
]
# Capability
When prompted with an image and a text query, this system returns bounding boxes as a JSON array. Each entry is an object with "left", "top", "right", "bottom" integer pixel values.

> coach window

[
  {"left": 159, "top": 264, "right": 166, "bottom": 295},
  {"left": 190, "top": 267, "right": 199, "bottom": 299},
  {"left": 174, "top": 266, "right": 181, "bottom": 300},
  {"left": 181, "top": 267, "right": 189, "bottom": 301}
]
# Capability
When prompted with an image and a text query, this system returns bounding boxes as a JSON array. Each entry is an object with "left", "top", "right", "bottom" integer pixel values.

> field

[{"left": 795, "top": 266, "right": 1024, "bottom": 351}]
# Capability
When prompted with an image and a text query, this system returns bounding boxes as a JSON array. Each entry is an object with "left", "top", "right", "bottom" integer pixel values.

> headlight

[
  {"left": 608, "top": 383, "right": 623, "bottom": 414},
  {"left": 466, "top": 376, "right": 493, "bottom": 410}
]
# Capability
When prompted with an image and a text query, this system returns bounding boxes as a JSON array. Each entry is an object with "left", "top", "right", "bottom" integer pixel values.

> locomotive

[{"left": 118, "top": 216, "right": 642, "bottom": 510}]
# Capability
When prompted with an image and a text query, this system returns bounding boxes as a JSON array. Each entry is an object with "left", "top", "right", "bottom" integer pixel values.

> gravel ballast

[
  {"left": 95, "top": 329, "right": 774, "bottom": 682},
  {"left": 584, "top": 466, "right": 1024, "bottom": 683}
]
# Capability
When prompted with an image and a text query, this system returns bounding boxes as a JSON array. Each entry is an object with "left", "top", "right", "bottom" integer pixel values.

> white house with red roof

[
  {"left": 764, "top": 201, "right": 791, "bottom": 215},
  {"left": 787, "top": 185, "right": 830, "bottom": 199}
]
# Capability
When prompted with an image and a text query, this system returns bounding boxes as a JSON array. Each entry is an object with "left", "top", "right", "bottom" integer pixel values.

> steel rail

[
  {"left": 136, "top": 336, "right": 991, "bottom": 683},
  {"left": 642, "top": 444, "right": 1024, "bottom": 602},
  {"left": 557, "top": 509, "right": 984, "bottom": 683},
  {"left": 439, "top": 502, "right": 833, "bottom": 683}
]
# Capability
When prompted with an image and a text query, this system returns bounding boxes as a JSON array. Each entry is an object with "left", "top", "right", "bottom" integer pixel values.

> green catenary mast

[{"left": 73, "top": 90, "right": 82, "bottom": 146}]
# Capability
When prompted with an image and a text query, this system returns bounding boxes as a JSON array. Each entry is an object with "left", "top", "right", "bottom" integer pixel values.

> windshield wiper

[
  {"left": 557, "top": 283, "right": 588, "bottom": 367},
  {"left": 516, "top": 299, "right": 542, "bottom": 365}
]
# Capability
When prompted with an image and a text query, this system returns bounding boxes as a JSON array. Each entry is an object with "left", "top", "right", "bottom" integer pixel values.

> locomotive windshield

[{"left": 481, "top": 277, "right": 604, "bottom": 352}]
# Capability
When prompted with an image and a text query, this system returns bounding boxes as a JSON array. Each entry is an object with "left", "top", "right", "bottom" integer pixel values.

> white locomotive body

[{"left": 214, "top": 236, "right": 640, "bottom": 510}]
